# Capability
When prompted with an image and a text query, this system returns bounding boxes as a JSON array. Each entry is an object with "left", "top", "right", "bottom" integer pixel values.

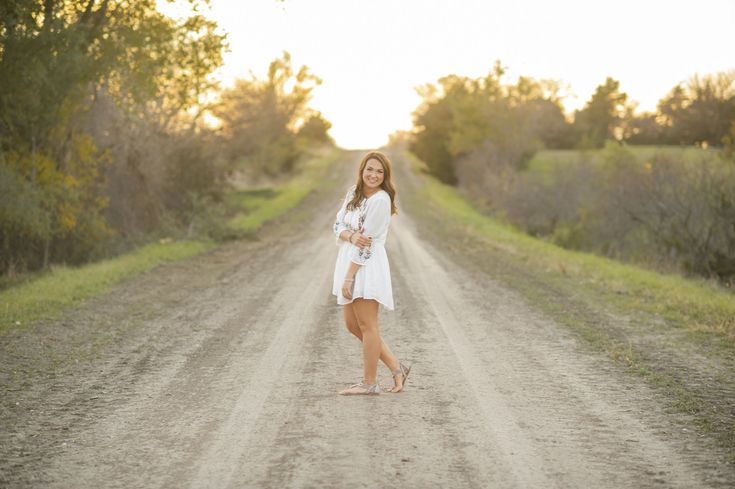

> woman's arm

[
  {"left": 339, "top": 230, "right": 369, "bottom": 300},
  {"left": 341, "top": 261, "right": 361, "bottom": 300},
  {"left": 348, "top": 197, "right": 390, "bottom": 266},
  {"left": 337, "top": 229, "right": 370, "bottom": 247},
  {"left": 333, "top": 186, "right": 356, "bottom": 245}
]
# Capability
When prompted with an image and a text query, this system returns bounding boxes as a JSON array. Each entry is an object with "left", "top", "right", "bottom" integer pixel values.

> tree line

[
  {"left": 0, "top": 1, "right": 332, "bottom": 277},
  {"left": 409, "top": 63, "right": 735, "bottom": 283},
  {"left": 411, "top": 62, "right": 735, "bottom": 184}
]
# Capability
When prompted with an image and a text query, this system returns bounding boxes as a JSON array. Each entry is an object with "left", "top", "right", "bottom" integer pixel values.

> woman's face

[{"left": 362, "top": 158, "right": 385, "bottom": 191}]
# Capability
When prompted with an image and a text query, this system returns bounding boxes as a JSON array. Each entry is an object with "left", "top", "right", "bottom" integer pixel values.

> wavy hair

[{"left": 346, "top": 151, "right": 398, "bottom": 215}]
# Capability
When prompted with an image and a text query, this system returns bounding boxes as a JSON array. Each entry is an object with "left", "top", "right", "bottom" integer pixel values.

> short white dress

[{"left": 332, "top": 185, "right": 394, "bottom": 310}]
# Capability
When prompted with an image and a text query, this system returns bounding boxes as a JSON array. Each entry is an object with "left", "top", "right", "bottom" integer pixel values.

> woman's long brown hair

[{"left": 346, "top": 151, "right": 398, "bottom": 215}]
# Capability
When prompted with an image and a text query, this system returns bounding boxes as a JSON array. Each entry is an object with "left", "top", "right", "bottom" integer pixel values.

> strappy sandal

[
  {"left": 339, "top": 381, "right": 381, "bottom": 396},
  {"left": 389, "top": 360, "right": 412, "bottom": 393}
]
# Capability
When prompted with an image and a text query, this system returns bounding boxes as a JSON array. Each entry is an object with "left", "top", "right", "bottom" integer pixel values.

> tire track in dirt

[
  {"left": 387, "top": 213, "right": 714, "bottom": 488},
  {"left": 0, "top": 239, "right": 279, "bottom": 484},
  {"left": 184, "top": 234, "right": 336, "bottom": 488},
  {"left": 18, "top": 224, "right": 318, "bottom": 488}
]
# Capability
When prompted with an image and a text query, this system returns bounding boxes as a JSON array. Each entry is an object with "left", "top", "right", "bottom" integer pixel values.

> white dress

[{"left": 332, "top": 185, "right": 394, "bottom": 310}]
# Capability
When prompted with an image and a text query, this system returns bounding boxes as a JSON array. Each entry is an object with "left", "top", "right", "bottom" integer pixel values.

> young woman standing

[{"left": 332, "top": 151, "right": 411, "bottom": 395}]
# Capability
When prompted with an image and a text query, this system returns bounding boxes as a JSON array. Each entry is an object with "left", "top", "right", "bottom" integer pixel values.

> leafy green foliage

[
  {"left": 657, "top": 71, "right": 735, "bottom": 146},
  {"left": 485, "top": 144, "right": 735, "bottom": 283},
  {"left": 297, "top": 111, "right": 334, "bottom": 145},
  {"left": 1, "top": 135, "right": 111, "bottom": 271},
  {"left": 572, "top": 77, "right": 630, "bottom": 148},
  {"left": 214, "top": 52, "right": 332, "bottom": 176},
  {"left": 0, "top": 0, "right": 228, "bottom": 275},
  {"left": 408, "top": 64, "right": 735, "bottom": 282},
  {"left": 410, "top": 62, "right": 569, "bottom": 184}
]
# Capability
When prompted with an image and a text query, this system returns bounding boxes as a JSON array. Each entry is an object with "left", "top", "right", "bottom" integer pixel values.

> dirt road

[{"left": 1, "top": 151, "right": 732, "bottom": 488}]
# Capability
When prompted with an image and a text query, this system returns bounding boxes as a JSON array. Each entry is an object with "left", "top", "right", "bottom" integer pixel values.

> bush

[
  {"left": 410, "top": 68, "right": 566, "bottom": 185},
  {"left": 457, "top": 142, "right": 735, "bottom": 283}
]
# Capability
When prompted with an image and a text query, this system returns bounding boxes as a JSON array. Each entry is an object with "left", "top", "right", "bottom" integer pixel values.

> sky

[{"left": 159, "top": 0, "right": 735, "bottom": 149}]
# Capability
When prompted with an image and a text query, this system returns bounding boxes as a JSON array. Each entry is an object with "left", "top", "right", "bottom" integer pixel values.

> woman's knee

[
  {"left": 345, "top": 319, "right": 361, "bottom": 336},
  {"left": 356, "top": 319, "right": 378, "bottom": 334},
  {"left": 352, "top": 299, "right": 379, "bottom": 333}
]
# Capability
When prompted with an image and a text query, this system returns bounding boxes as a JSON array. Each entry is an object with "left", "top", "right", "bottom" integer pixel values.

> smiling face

[
  {"left": 347, "top": 151, "right": 396, "bottom": 215},
  {"left": 362, "top": 158, "right": 385, "bottom": 191}
]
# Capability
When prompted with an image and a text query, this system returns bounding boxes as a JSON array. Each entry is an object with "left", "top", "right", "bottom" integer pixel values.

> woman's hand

[
  {"left": 342, "top": 277, "right": 355, "bottom": 300},
  {"left": 349, "top": 227, "right": 372, "bottom": 249}
]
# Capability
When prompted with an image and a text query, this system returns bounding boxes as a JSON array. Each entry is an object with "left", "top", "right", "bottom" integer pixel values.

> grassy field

[
  {"left": 526, "top": 144, "right": 720, "bottom": 176},
  {"left": 0, "top": 147, "right": 342, "bottom": 333}
]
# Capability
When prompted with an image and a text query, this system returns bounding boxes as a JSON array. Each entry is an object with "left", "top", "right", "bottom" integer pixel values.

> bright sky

[{"left": 160, "top": 0, "right": 735, "bottom": 149}]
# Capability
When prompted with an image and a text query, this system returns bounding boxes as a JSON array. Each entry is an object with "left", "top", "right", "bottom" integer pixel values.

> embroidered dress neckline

[{"left": 360, "top": 189, "right": 385, "bottom": 204}]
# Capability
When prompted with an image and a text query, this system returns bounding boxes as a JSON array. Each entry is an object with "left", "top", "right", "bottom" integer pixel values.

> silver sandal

[
  {"left": 339, "top": 381, "right": 381, "bottom": 395},
  {"left": 389, "top": 360, "right": 412, "bottom": 393}
]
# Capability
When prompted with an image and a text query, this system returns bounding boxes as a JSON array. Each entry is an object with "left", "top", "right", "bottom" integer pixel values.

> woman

[{"left": 332, "top": 151, "right": 411, "bottom": 395}]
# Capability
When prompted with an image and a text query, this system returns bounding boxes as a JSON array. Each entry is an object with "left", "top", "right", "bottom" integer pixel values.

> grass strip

[
  {"left": 227, "top": 148, "right": 342, "bottom": 233},
  {"left": 227, "top": 181, "right": 316, "bottom": 233},
  {"left": 0, "top": 240, "right": 214, "bottom": 332}
]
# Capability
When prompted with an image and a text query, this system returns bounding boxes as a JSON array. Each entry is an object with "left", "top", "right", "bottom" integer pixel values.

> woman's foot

[
  {"left": 389, "top": 360, "right": 411, "bottom": 393},
  {"left": 339, "top": 381, "right": 381, "bottom": 395}
]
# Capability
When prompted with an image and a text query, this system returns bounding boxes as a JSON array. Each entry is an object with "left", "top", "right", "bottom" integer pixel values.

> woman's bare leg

[
  {"left": 350, "top": 298, "right": 385, "bottom": 385},
  {"left": 343, "top": 302, "right": 400, "bottom": 372}
]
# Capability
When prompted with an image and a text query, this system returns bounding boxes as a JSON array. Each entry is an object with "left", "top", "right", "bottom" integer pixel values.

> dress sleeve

[
  {"left": 349, "top": 196, "right": 391, "bottom": 265},
  {"left": 333, "top": 186, "right": 355, "bottom": 245}
]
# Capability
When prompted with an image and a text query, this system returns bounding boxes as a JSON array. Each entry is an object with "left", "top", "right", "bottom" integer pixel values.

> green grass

[
  {"left": 0, "top": 239, "right": 214, "bottom": 332},
  {"left": 527, "top": 144, "right": 720, "bottom": 176},
  {"left": 411, "top": 154, "right": 735, "bottom": 345},
  {"left": 226, "top": 148, "right": 341, "bottom": 233},
  {"left": 1, "top": 146, "right": 343, "bottom": 334},
  {"left": 227, "top": 182, "right": 316, "bottom": 232},
  {"left": 224, "top": 187, "right": 278, "bottom": 214}
]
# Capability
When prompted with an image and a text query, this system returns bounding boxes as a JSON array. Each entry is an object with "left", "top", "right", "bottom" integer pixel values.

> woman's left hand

[
  {"left": 350, "top": 227, "right": 371, "bottom": 249},
  {"left": 342, "top": 277, "right": 355, "bottom": 299}
]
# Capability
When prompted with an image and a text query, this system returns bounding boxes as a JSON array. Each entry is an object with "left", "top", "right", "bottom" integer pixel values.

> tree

[
  {"left": 297, "top": 111, "right": 334, "bottom": 145},
  {"left": 625, "top": 112, "right": 664, "bottom": 145},
  {"left": 410, "top": 77, "right": 465, "bottom": 184},
  {"left": 573, "top": 77, "right": 629, "bottom": 148},
  {"left": 658, "top": 71, "right": 735, "bottom": 146},
  {"left": 0, "top": 0, "right": 227, "bottom": 273},
  {"left": 410, "top": 64, "right": 572, "bottom": 185},
  {"left": 214, "top": 52, "right": 324, "bottom": 175}
]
